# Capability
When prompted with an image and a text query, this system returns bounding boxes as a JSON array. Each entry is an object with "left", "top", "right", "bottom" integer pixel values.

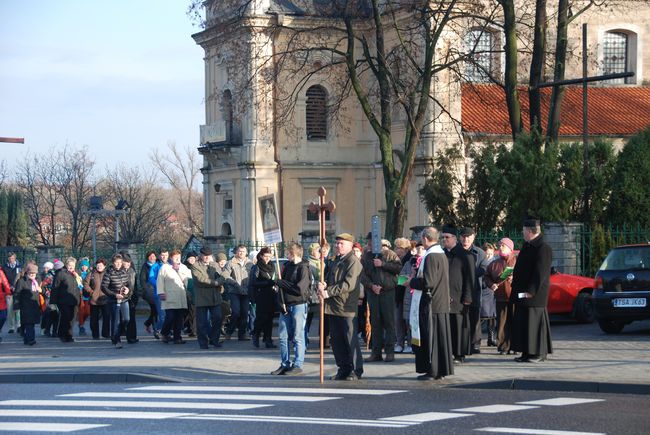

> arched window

[
  {"left": 464, "top": 29, "right": 495, "bottom": 83},
  {"left": 221, "top": 222, "right": 232, "bottom": 236},
  {"left": 306, "top": 85, "right": 328, "bottom": 140},
  {"left": 603, "top": 31, "right": 632, "bottom": 84}
]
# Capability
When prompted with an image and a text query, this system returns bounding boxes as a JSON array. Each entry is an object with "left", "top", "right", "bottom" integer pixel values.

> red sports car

[{"left": 548, "top": 269, "right": 596, "bottom": 323}]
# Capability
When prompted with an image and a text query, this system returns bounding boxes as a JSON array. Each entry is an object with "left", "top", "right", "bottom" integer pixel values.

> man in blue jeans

[{"left": 271, "top": 243, "right": 311, "bottom": 376}]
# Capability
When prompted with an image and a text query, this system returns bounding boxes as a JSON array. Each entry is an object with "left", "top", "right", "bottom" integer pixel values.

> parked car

[
  {"left": 548, "top": 269, "right": 596, "bottom": 323},
  {"left": 593, "top": 244, "right": 650, "bottom": 333}
]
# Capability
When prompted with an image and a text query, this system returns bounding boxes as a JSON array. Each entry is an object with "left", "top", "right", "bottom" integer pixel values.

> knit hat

[
  {"left": 186, "top": 251, "right": 198, "bottom": 259},
  {"left": 216, "top": 252, "right": 227, "bottom": 262},
  {"left": 25, "top": 264, "right": 38, "bottom": 274},
  {"left": 53, "top": 259, "right": 64, "bottom": 270},
  {"left": 499, "top": 237, "right": 515, "bottom": 251},
  {"left": 308, "top": 242, "right": 320, "bottom": 253},
  {"left": 43, "top": 261, "right": 54, "bottom": 270},
  {"left": 441, "top": 225, "right": 457, "bottom": 236},
  {"left": 79, "top": 258, "right": 91, "bottom": 268}
]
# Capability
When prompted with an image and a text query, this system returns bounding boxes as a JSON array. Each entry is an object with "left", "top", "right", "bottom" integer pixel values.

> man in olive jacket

[
  {"left": 190, "top": 247, "right": 227, "bottom": 349},
  {"left": 317, "top": 233, "right": 364, "bottom": 381},
  {"left": 360, "top": 235, "right": 402, "bottom": 362},
  {"left": 510, "top": 218, "right": 553, "bottom": 363}
]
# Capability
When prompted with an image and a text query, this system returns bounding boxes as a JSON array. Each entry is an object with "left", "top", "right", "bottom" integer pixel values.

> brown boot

[
  {"left": 364, "top": 353, "right": 383, "bottom": 362},
  {"left": 384, "top": 353, "right": 395, "bottom": 362}
]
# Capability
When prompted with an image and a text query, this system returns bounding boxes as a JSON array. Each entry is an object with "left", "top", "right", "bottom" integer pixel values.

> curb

[
  {"left": 450, "top": 379, "right": 650, "bottom": 395},
  {"left": 0, "top": 372, "right": 179, "bottom": 384}
]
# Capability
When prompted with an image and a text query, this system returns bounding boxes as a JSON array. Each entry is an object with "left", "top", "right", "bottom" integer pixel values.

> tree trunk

[
  {"left": 528, "top": 0, "right": 547, "bottom": 141},
  {"left": 546, "top": 0, "right": 569, "bottom": 144},
  {"left": 500, "top": 0, "right": 522, "bottom": 140}
]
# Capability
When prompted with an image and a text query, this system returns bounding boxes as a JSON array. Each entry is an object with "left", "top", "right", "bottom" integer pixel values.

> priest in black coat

[
  {"left": 441, "top": 226, "right": 474, "bottom": 363},
  {"left": 408, "top": 227, "right": 454, "bottom": 381},
  {"left": 510, "top": 218, "right": 553, "bottom": 363}
]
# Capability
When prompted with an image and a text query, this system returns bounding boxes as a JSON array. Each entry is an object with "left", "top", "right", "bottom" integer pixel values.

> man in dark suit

[
  {"left": 510, "top": 218, "right": 553, "bottom": 363},
  {"left": 441, "top": 226, "right": 474, "bottom": 363}
]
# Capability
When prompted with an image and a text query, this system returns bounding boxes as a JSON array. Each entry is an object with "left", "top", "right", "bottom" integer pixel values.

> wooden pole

[{"left": 308, "top": 187, "right": 335, "bottom": 384}]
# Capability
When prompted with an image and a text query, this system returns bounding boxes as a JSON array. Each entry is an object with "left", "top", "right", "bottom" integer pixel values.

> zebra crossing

[{"left": 0, "top": 384, "right": 607, "bottom": 433}]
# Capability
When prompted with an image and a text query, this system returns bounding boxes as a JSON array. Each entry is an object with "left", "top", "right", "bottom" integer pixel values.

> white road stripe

[
  {"left": 517, "top": 398, "right": 605, "bottom": 406},
  {"left": 180, "top": 414, "right": 414, "bottom": 428},
  {"left": 381, "top": 411, "right": 473, "bottom": 422},
  {"left": 61, "top": 392, "right": 339, "bottom": 402},
  {"left": 453, "top": 404, "right": 538, "bottom": 413},
  {"left": 0, "top": 410, "right": 194, "bottom": 420},
  {"left": 130, "top": 385, "right": 406, "bottom": 396},
  {"left": 0, "top": 422, "right": 109, "bottom": 432},
  {"left": 475, "top": 427, "right": 605, "bottom": 435},
  {"left": 0, "top": 399, "right": 270, "bottom": 411}
]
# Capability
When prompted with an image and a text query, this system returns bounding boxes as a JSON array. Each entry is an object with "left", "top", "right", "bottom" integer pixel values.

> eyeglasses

[{"left": 442, "top": 235, "right": 453, "bottom": 239}]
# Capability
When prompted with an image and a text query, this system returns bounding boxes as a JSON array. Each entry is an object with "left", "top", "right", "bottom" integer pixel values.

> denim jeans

[
  {"left": 278, "top": 303, "right": 308, "bottom": 368},
  {"left": 110, "top": 301, "right": 130, "bottom": 344},
  {"left": 196, "top": 305, "right": 222, "bottom": 347},
  {"left": 154, "top": 296, "right": 166, "bottom": 331}
]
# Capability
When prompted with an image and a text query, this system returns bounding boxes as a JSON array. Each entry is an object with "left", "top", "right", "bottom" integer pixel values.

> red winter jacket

[{"left": 0, "top": 268, "right": 11, "bottom": 310}]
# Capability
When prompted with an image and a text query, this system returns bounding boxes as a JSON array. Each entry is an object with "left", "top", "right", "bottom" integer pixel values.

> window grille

[
  {"left": 603, "top": 32, "right": 628, "bottom": 84},
  {"left": 465, "top": 29, "right": 493, "bottom": 83}
]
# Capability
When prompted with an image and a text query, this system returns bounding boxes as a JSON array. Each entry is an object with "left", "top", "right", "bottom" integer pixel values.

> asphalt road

[{"left": 2, "top": 380, "right": 649, "bottom": 434}]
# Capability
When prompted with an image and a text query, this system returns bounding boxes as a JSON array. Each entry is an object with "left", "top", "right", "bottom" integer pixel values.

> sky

[{"left": 0, "top": 0, "right": 205, "bottom": 172}]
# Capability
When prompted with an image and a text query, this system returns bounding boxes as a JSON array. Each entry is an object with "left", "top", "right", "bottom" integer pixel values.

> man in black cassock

[
  {"left": 510, "top": 218, "right": 553, "bottom": 363},
  {"left": 408, "top": 227, "right": 454, "bottom": 381},
  {"left": 441, "top": 225, "right": 474, "bottom": 363}
]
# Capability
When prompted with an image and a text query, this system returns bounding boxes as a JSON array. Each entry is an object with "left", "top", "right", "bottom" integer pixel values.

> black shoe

[
  {"left": 252, "top": 335, "right": 260, "bottom": 348},
  {"left": 173, "top": 339, "right": 186, "bottom": 344},
  {"left": 238, "top": 334, "right": 250, "bottom": 341},
  {"left": 514, "top": 354, "right": 529, "bottom": 362},
  {"left": 271, "top": 366, "right": 288, "bottom": 375},
  {"left": 471, "top": 347, "right": 481, "bottom": 354},
  {"left": 265, "top": 341, "right": 277, "bottom": 349},
  {"left": 364, "top": 354, "right": 383, "bottom": 362},
  {"left": 127, "top": 339, "right": 139, "bottom": 344},
  {"left": 79, "top": 327, "right": 86, "bottom": 336},
  {"left": 161, "top": 335, "right": 172, "bottom": 343},
  {"left": 284, "top": 366, "right": 304, "bottom": 376},
  {"left": 154, "top": 330, "right": 161, "bottom": 340},
  {"left": 8, "top": 329, "right": 14, "bottom": 334},
  {"left": 417, "top": 373, "right": 434, "bottom": 381},
  {"left": 199, "top": 345, "right": 209, "bottom": 350},
  {"left": 453, "top": 356, "right": 465, "bottom": 364}
]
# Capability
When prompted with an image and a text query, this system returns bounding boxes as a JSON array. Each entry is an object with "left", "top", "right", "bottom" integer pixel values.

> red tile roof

[{"left": 461, "top": 83, "right": 650, "bottom": 136}]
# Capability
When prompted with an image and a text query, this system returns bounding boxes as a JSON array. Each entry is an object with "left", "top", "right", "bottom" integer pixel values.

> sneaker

[
  {"left": 153, "top": 330, "right": 161, "bottom": 340},
  {"left": 284, "top": 366, "right": 303, "bottom": 376},
  {"left": 404, "top": 345, "right": 413, "bottom": 354},
  {"left": 115, "top": 343, "right": 123, "bottom": 349},
  {"left": 394, "top": 344, "right": 404, "bottom": 353},
  {"left": 271, "top": 366, "right": 288, "bottom": 375},
  {"left": 145, "top": 325, "right": 152, "bottom": 334}
]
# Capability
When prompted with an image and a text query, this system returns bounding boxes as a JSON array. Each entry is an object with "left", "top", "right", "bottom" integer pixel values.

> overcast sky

[{"left": 0, "top": 0, "right": 205, "bottom": 172}]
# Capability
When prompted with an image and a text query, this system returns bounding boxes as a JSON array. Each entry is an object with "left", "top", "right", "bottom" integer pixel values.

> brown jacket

[
  {"left": 484, "top": 254, "right": 516, "bottom": 302},
  {"left": 83, "top": 269, "right": 107, "bottom": 306},
  {"left": 360, "top": 247, "right": 402, "bottom": 294}
]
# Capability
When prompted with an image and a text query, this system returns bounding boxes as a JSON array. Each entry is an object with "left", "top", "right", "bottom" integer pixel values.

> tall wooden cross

[{"left": 308, "top": 186, "right": 335, "bottom": 384}]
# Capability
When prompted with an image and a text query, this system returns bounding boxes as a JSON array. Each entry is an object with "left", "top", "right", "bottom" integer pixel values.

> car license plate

[{"left": 612, "top": 298, "right": 647, "bottom": 308}]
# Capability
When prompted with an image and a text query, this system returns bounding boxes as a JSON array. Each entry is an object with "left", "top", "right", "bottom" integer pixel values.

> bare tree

[
  {"left": 0, "top": 159, "right": 7, "bottom": 189},
  {"left": 98, "top": 165, "right": 173, "bottom": 245},
  {"left": 15, "top": 154, "right": 63, "bottom": 245},
  {"left": 55, "top": 146, "right": 95, "bottom": 253},
  {"left": 149, "top": 141, "right": 204, "bottom": 236},
  {"left": 192, "top": 0, "right": 498, "bottom": 240}
]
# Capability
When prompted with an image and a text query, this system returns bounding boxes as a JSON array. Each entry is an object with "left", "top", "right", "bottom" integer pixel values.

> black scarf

[{"left": 257, "top": 260, "right": 275, "bottom": 278}]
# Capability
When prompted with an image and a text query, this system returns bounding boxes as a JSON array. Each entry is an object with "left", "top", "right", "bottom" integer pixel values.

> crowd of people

[{"left": 0, "top": 217, "right": 553, "bottom": 381}]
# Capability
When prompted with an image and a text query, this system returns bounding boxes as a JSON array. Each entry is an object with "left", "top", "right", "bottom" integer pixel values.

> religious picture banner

[{"left": 259, "top": 194, "right": 282, "bottom": 244}]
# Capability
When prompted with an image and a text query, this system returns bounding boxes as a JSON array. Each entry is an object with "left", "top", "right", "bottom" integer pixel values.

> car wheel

[
  {"left": 598, "top": 319, "right": 625, "bottom": 334},
  {"left": 573, "top": 292, "right": 595, "bottom": 323}
]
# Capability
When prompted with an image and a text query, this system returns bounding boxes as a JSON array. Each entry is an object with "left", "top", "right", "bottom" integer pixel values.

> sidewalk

[{"left": 1, "top": 315, "right": 649, "bottom": 392}]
